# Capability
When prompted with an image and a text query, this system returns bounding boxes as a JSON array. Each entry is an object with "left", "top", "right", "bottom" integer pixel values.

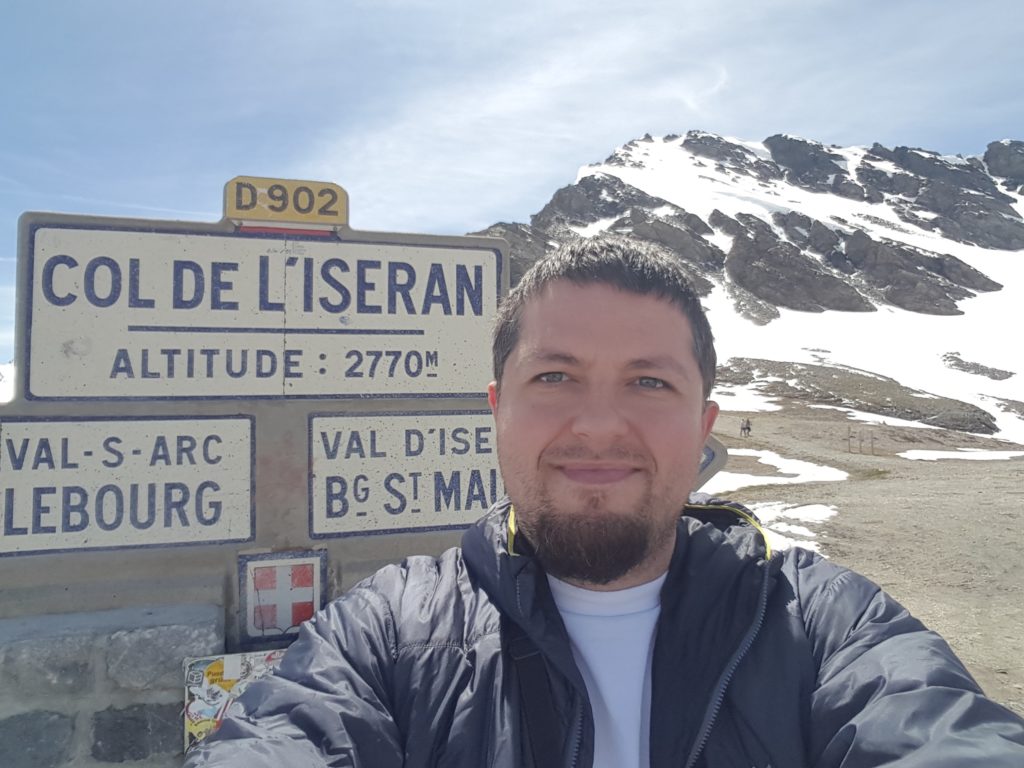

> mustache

[{"left": 541, "top": 443, "right": 650, "bottom": 464}]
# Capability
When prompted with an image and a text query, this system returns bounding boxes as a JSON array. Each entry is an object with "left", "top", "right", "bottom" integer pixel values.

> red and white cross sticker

[{"left": 248, "top": 561, "right": 316, "bottom": 636}]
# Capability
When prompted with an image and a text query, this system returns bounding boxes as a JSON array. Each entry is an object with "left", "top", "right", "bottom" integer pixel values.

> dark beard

[{"left": 519, "top": 497, "right": 662, "bottom": 585}]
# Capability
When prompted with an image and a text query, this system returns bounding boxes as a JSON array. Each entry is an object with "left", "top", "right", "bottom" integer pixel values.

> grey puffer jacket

[{"left": 186, "top": 499, "right": 1024, "bottom": 767}]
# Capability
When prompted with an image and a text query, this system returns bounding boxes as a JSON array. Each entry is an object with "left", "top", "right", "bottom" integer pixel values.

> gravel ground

[{"left": 713, "top": 403, "right": 1024, "bottom": 716}]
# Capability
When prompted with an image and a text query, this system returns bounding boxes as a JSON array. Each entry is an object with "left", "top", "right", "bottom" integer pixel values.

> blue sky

[{"left": 2, "top": 0, "right": 1023, "bottom": 362}]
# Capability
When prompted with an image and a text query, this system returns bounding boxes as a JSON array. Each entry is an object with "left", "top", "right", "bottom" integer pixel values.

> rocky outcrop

[
  {"left": 842, "top": 230, "right": 1000, "bottom": 314},
  {"left": 681, "top": 131, "right": 782, "bottom": 182},
  {"left": 942, "top": 352, "right": 1015, "bottom": 381},
  {"left": 530, "top": 173, "right": 676, "bottom": 233},
  {"left": 725, "top": 233, "right": 874, "bottom": 312},
  {"left": 523, "top": 173, "right": 725, "bottom": 294},
  {"left": 860, "top": 143, "right": 1024, "bottom": 250},
  {"left": 469, "top": 222, "right": 552, "bottom": 286},
  {"left": 984, "top": 140, "right": 1024, "bottom": 192},
  {"left": 763, "top": 134, "right": 851, "bottom": 193},
  {"left": 716, "top": 212, "right": 872, "bottom": 312},
  {"left": 718, "top": 358, "right": 999, "bottom": 434}
]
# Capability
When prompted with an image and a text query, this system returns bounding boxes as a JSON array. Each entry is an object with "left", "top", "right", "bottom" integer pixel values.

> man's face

[{"left": 488, "top": 280, "right": 718, "bottom": 589}]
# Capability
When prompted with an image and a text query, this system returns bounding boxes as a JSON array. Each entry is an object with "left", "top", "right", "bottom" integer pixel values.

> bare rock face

[
  {"left": 524, "top": 172, "right": 725, "bottom": 295},
  {"left": 842, "top": 230, "right": 1001, "bottom": 314},
  {"left": 530, "top": 173, "right": 677, "bottom": 233},
  {"left": 860, "top": 143, "right": 1024, "bottom": 250},
  {"left": 469, "top": 221, "right": 552, "bottom": 286},
  {"left": 763, "top": 134, "right": 847, "bottom": 190},
  {"left": 723, "top": 214, "right": 874, "bottom": 313},
  {"left": 984, "top": 140, "right": 1024, "bottom": 192},
  {"left": 682, "top": 131, "right": 782, "bottom": 182}
]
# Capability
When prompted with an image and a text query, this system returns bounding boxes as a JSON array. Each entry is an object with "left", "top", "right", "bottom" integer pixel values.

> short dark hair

[{"left": 492, "top": 237, "right": 717, "bottom": 399}]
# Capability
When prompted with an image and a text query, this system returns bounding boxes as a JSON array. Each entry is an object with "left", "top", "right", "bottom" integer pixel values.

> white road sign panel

[
  {"left": 26, "top": 224, "right": 501, "bottom": 400},
  {"left": 0, "top": 416, "right": 254, "bottom": 556},
  {"left": 309, "top": 411, "right": 502, "bottom": 537}
]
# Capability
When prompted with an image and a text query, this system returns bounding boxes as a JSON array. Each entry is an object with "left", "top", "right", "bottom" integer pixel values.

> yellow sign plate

[{"left": 224, "top": 176, "right": 349, "bottom": 226}]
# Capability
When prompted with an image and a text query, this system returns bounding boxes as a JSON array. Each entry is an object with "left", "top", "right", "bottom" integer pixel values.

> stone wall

[{"left": 0, "top": 604, "right": 222, "bottom": 768}]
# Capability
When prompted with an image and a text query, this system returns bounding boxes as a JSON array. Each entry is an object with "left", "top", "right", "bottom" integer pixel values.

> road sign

[
  {"left": 309, "top": 410, "right": 501, "bottom": 537},
  {"left": 23, "top": 221, "right": 502, "bottom": 400},
  {"left": 225, "top": 176, "right": 349, "bottom": 227},
  {"left": 0, "top": 415, "right": 254, "bottom": 556}
]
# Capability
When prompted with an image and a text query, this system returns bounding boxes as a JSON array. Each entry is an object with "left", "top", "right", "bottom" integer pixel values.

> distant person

[{"left": 186, "top": 238, "right": 1024, "bottom": 767}]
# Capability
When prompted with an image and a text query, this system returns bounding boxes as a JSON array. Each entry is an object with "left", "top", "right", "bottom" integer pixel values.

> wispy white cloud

[{"left": 299, "top": 5, "right": 748, "bottom": 232}]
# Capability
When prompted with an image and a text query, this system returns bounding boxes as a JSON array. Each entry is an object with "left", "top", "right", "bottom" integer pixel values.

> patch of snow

[
  {"left": 746, "top": 501, "right": 840, "bottom": 554},
  {"left": 721, "top": 135, "right": 773, "bottom": 161},
  {"left": 569, "top": 216, "right": 619, "bottom": 237},
  {"left": 861, "top": 158, "right": 899, "bottom": 175},
  {"left": 712, "top": 383, "right": 783, "bottom": 412},
  {"left": 702, "top": 448, "right": 847, "bottom": 495},
  {"left": 706, "top": 230, "right": 733, "bottom": 254},
  {"left": 898, "top": 449, "right": 1024, "bottom": 461},
  {"left": 769, "top": 521, "right": 816, "bottom": 538},
  {"left": 807, "top": 404, "right": 942, "bottom": 430}
]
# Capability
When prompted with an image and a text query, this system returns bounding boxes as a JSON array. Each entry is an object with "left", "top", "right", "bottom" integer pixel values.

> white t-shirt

[{"left": 547, "top": 573, "right": 666, "bottom": 768}]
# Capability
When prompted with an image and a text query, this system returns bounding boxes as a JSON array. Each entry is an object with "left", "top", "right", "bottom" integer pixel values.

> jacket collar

[{"left": 460, "top": 496, "right": 774, "bottom": 631}]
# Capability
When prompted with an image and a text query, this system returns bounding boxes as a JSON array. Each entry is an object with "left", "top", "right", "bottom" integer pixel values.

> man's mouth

[{"left": 557, "top": 466, "right": 639, "bottom": 484}]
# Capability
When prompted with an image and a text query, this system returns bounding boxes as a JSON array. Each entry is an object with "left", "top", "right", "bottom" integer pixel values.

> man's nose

[{"left": 568, "top": 387, "right": 629, "bottom": 441}]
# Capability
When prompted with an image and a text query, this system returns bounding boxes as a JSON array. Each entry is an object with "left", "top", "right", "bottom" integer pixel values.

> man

[{"left": 186, "top": 238, "right": 1024, "bottom": 767}]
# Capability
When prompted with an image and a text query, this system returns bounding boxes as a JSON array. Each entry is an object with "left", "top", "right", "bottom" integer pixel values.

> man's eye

[
  {"left": 636, "top": 376, "right": 666, "bottom": 389},
  {"left": 536, "top": 372, "right": 567, "bottom": 383}
]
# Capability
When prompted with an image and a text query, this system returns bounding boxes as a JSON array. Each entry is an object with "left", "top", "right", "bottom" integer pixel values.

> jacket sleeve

[
  {"left": 794, "top": 550, "right": 1024, "bottom": 767},
  {"left": 183, "top": 583, "right": 404, "bottom": 768}
]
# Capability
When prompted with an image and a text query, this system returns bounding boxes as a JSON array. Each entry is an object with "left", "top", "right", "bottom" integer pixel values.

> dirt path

[{"left": 712, "top": 404, "right": 1024, "bottom": 716}]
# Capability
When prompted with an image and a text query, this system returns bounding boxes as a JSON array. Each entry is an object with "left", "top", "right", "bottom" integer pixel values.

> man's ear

[
  {"left": 701, "top": 400, "right": 720, "bottom": 441},
  {"left": 487, "top": 381, "right": 499, "bottom": 413}
]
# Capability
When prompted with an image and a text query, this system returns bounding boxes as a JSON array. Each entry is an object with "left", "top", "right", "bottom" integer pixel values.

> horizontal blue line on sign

[{"left": 127, "top": 326, "right": 426, "bottom": 335}]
